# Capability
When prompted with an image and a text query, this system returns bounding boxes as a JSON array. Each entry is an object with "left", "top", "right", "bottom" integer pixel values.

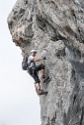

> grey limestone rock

[{"left": 7, "top": 0, "right": 84, "bottom": 125}]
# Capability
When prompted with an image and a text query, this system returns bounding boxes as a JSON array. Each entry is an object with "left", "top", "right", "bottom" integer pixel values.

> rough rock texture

[{"left": 7, "top": 0, "right": 84, "bottom": 125}]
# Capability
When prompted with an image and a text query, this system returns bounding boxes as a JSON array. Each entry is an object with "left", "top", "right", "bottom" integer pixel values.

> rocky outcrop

[{"left": 7, "top": 0, "right": 84, "bottom": 125}]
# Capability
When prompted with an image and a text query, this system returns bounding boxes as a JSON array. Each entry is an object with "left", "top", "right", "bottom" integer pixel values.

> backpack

[{"left": 22, "top": 56, "right": 28, "bottom": 70}]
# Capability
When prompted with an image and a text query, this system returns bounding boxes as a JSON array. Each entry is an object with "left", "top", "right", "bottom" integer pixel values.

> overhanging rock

[{"left": 8, "top": 0, "right": 84, "bottom": 125}]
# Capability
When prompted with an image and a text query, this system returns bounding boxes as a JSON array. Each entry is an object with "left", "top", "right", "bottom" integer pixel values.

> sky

[{"left": 0, "top": 0, "right": 40, "bottom": 125}]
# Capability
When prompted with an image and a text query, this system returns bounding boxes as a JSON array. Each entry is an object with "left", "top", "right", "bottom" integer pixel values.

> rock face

[{"left": 7, "top": 0, "right": 84, "bottom": 125}]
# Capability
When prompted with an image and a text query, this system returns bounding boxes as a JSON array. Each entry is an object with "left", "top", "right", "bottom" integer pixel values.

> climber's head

[{"left": 30, "top": 49, "right": 37, "bottom": 56}]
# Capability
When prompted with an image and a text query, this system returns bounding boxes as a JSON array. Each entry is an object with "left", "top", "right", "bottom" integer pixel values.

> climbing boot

[{"left": 36, "top": 88, "right": 48, "bottom": 95}]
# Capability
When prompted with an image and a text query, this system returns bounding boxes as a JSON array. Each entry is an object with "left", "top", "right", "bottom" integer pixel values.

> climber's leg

[
  {"left": 32, "top": 71, "right": 47, "bottom": 95},
  {"left": 28, "top": 66, "right": 48, "bottom": 95},
  {"left": 35, "top": 83, "right": 41, "bottom": 90},
  {"left": 34, "top": 82, "right": 48, "bottom": 95},
  {"left": 35, "top": 83, "right": 43, "bottom": 94},
  {"left": 41, "top": 68, "right": 45, "bottom": 76},
  {"left": 35, "top": 64, "right": 49, "bottom": 83}
]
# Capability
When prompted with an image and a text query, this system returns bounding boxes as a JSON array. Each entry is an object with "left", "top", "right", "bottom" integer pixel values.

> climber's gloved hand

[{"left": 43, "top": 57, "right": 46, "bottom": 60}]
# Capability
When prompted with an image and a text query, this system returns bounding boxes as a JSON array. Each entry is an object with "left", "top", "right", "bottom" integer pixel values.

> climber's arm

[{"left": 34, "top": 57, "right": 44, "bottom": 62}]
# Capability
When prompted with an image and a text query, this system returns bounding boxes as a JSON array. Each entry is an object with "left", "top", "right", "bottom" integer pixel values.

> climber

[{"left": 28, "top": 49, "right": 49, "bottom": 95}]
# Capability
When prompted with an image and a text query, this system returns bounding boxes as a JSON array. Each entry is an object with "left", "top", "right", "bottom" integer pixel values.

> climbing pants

[{"left": 28, "top": 64, "right": 45, "bottom": 84}]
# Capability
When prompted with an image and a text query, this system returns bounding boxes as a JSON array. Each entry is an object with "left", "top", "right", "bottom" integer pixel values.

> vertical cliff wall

[{"left": 7, "top": 0, "right": 84, "bottom": 125}]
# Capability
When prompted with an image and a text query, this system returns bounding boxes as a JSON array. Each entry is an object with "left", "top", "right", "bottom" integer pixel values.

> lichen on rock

[{"left": 7, "top": 0, "right": 84, "bottom": 125}]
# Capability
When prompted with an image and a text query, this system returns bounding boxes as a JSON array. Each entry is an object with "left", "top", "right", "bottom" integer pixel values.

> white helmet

[{"left": 30, "top": 49, "right": 37, "bottom": 53}]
